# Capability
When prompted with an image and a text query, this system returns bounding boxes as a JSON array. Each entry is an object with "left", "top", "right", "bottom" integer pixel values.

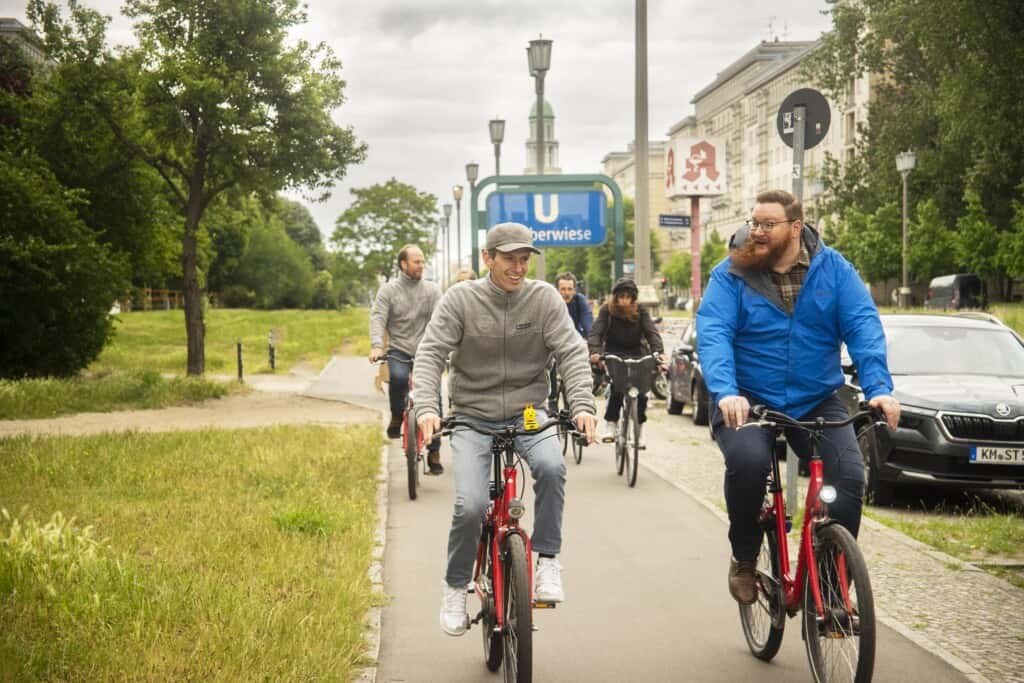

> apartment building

[{"left": 601, "top": 140, "right": 677, "bottom": 264}]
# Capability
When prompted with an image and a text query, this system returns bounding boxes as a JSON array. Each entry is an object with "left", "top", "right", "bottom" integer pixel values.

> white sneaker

[
  {"left": 599, "top": 420, "right": 618, "bottom": 444},
  {"left": 440, "top": 580, "right": 469, "bottom": 636},
  {"left": 534, "top": 557, "right": 565, "bottom": 603}
]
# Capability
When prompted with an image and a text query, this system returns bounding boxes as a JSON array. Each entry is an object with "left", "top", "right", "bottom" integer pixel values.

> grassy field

[
  {"left": 0, "top": 424, "right": 383, "bottom": 681},
  {"left": 93, "top": 307, "right": 372, "bottom": 376},
  {"left": 0, "top": 370, "right": 240, "bottom": 420}
]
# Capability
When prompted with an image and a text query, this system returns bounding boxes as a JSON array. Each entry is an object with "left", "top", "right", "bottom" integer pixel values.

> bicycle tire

[
  {"left": 572, "top": 433, "right": 583, "bottom": 464},
  {"left": 479, "top": 528, "right": 502, "bottom": 672},
  {"left": 626, "top": 398, "right": 640, "bottom": 487},
  {"left": 502, "top": 533, "right": 532, "bottom": 683},
  {"left": 615, "top": 407, "right": 628, "bottom": 476},
  {"left": 557, "top": 383, "right": 570, "bottom": 457},
  {"left": 803, "top": 523, "right": 876, "bottom": 683},
  {"left": 403, "top": 410, "right": 419, "bottom": 501},
  {"left": 739, "top": 527, "right": 786, "bottom": 661}
]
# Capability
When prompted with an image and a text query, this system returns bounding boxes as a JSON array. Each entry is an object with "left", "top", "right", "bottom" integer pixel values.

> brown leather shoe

[
  {"left": 729, "top": 558, "right": 758, "bottom": 605},
  {"left": 427, "top": 450, "right": 444, "bottom": 475}
]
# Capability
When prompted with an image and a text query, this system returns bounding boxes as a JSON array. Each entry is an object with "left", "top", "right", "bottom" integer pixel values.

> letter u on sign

[{"left": 533, "top": 194, "right": 559, "bottom": 224}]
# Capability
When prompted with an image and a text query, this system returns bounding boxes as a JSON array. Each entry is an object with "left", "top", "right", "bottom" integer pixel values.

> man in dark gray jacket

[
  {"left": 413, "top": 223, "right": 598, "bottom": 637},
  {"left": 369, "top": 244, "right": 443, "bottom": 471}
]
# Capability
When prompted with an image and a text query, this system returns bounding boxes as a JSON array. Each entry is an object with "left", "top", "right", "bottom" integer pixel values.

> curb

[
  {"left": 640, "top": 457, "right": 994, "bottom": 683},
  {"left": 356, "top": 410, "right": 391, "bottom": 683}
]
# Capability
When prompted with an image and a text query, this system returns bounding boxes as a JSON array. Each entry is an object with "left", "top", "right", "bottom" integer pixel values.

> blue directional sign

[
  {"left": 659, "top": 214, "right": 691, "bottom": 228},
  {"left": 486, "top": 191, "right": 606, "bottom": 247}
]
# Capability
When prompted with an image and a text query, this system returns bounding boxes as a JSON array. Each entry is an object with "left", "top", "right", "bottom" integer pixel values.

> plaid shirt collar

[{"left": 770, "top": 243, "right": 811, "bottom": 313}]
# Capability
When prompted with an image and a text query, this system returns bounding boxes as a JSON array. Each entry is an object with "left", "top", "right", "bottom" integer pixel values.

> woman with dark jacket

[{"left": 588, "top": 278, "right": 665, "bottom": 443}]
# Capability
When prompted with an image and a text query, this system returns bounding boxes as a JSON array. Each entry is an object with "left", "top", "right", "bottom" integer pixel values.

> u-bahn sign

[{"left": 486, "top": 190, "right": 606, "bottom": 247}]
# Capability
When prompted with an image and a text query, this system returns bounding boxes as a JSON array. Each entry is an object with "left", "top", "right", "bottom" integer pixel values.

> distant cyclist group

[{"left": 367, "top": 189, "right": 900, "bottom": 682}]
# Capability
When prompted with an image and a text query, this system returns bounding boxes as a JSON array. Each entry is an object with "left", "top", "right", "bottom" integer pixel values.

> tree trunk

[{"left": 183, "top": 194, "right": 205, "bottom": 376}]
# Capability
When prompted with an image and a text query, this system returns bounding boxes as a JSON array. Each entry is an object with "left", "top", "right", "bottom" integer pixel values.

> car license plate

[{"left": 969, "top": 446, "right": 1024, "bottom": 465}]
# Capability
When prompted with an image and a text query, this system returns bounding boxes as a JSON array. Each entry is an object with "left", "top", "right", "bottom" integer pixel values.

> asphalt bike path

[{"left": 309, "top": 356, "right": 966, "bottom": 682}]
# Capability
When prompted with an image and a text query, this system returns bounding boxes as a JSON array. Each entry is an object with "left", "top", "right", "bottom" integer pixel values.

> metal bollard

[
  {"left": 268, "top": 329, "right": 276, "bottom": 371},
  {"left": 236, "top": 340, "right": 244, "bottom": 382}
]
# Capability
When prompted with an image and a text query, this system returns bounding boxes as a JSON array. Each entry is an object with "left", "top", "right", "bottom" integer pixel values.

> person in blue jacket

[
  {"left": 696, "top": 189, "right": 900, "bottom": 606},
  {"left": 548, "top": 272, "right": 594, "bottom": 413}
]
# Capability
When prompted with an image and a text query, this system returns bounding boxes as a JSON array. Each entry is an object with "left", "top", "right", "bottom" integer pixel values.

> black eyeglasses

[{"left": 745, "top": 219, "right": 796, "bottom": 232}]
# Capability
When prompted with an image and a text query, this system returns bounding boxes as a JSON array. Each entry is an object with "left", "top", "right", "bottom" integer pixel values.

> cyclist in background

[
  {"left": 588, "top": 277, "right": 664, "bottom": 445},
  {"left": 368, "top": 244, "right": 444, "bottom": 474},
  {"left": 412, "top": 223, "right": 598, "bottom": 636},
  {"left": 697, "top": 189, "right": 899, "bottom": 605},
  {"left": 548, "top": 271, "right": 593, "bottom": 413}
]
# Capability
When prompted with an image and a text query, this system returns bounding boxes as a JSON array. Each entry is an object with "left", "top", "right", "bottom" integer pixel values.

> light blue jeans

[{"left": 444, "top": 408, "right": 566, "bottom": 587}]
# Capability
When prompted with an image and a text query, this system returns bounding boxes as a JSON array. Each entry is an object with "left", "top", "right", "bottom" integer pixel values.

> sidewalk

[{"left": 639, "top": 404, "right": 1024, "bottom": 683}]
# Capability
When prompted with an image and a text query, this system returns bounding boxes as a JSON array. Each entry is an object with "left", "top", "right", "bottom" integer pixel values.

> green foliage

[
  {"left": 806, "top": 0, "right": 1024, "bottom": 296},
  {"left": 661, "top": 250, "right": 690, "bottom": 290},
  {"left": 954, "top": 190, "right": 1000, "bottom": 280},
  {"left": 274, "top": 197, "right": 327, "bottom": 270},
  {"left": 908, "top": 199, "right": 957, "bottom": 281},
  {"left": 0, "top": 425, "right": 382, "bottom": 680},
  {"left": 0, "top": 144, "right": 128, "bottom": 378},
  {"left": 699, "top": 229, "right": 728, "bottom": 288},
  {"left": 999, "top": 193, "right": 1024, "bottom": 281},
  {"left": 331, "top": 178, "right": 438, "bottom": 281},
  {"left": 0, "top": 370, "right": 233, "bottom": 420},
  {"left": 830, "top": 203, "right": 901, "bottom": 284},
  {"left": 232, "top": 218, "right": 315, "bottom": 309}
]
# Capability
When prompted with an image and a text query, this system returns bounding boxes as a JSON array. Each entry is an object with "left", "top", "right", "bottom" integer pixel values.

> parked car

[
  {"left": 840, "top": 313, "right": 1024, "bottom": 504},
  {"left": 924, "top": 273, "right": 986, "bottom": 310},
  {"left": 666, "top": 320, "right": 710, "bottom": 425}
]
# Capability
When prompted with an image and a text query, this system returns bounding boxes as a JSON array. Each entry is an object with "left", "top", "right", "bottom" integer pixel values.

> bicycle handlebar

[
  {"left": 372, "top": 353, "right": 413, "bottom": 365},
  {"left": 440, "top": 416, "right": 581, "bottom": 441},
  {"left": 749, "top": 401, "right": 885, "bottom": 431}
]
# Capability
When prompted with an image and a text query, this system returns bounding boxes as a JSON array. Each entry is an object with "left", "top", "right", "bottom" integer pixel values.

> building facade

[
  {"left": 601, "top": 141, "right": 676, "bottom": 265},
  {"left": 0, "top": 18, "right": 47, "bottom": 65}
]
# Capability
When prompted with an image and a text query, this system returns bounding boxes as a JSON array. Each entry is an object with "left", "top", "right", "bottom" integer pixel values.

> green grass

[
  {"left": 865, "top": 500, "right": 1024, "bottom": 561},
  {"left": 0, "top": 424, "right": 383, "bottom": 681},
  {"left": 93, "top": 307, "right": 371, "bottom": 376},
  {"left": 0, "top": 369, "right": 239, "bottom": 420}
]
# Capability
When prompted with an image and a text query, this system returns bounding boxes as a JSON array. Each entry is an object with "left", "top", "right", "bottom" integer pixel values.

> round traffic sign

[{"left": 776, "top": 88, "right": 831, "bottom": 149}]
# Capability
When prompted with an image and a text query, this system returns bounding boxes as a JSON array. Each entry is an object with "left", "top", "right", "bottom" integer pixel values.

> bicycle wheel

[
  {"left": 502, "top": 533, "right": 532, "bottom": 683},
  {"left": 626, "top": 398, "right": 640, "bottom": 487},
  {"left": 403, "top": 409, "right": 419, "bottom": 501},
  {"left": 557, "top": 384, "right": 570, "bottom": 457},
  {"left": 615, "top": 407, "right": 628, "bottom": 476},
  {"left": 479, "top": 529, "right": 502, "bottom": 671},
  {"left": 803, "top": 523, "right": 876, "bottom": 683},
  {"left": 739, "top": 526, "right": 785, "bottom": 661},
  {"left": 571, "top": 432, "right": 584, "bottom": 464}
]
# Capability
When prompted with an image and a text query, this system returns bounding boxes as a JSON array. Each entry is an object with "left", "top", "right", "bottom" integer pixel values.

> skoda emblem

[{"left": 995, "top": 403, "right": 1012, "bottom": 417}]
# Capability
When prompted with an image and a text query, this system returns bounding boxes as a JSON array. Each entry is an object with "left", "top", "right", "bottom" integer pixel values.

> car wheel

[
  {"left": 667, "top": 388, "right": 684, "bottom": 415},
  {"left": 692, "top": 381, "right": 709, "bottom": 426},
  {"left": 860, "top": 425, "right": 895, "bottom": 506},
  {"left": 652, "top": 369, "right": 669, "bottom": 400}
]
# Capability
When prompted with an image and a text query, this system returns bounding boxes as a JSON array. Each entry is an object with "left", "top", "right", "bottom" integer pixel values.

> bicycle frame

[{"left": 473, "top": 438, "right": 532, "bottom": 635}]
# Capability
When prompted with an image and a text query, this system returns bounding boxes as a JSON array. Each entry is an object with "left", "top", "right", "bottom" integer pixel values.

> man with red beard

[{"left": 696, "top": 190, "right": 899, "bottom": 605}]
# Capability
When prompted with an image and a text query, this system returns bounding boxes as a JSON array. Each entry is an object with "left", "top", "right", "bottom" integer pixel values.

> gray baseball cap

[{"left": 486, "top": 222, "right": 540, "bottom": 254}]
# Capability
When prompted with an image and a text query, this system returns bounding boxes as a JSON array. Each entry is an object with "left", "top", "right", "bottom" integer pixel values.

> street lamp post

[
  {"left": 527, "top": 36, "right": 552, "bottom": 281},
  {"left": 465, "top": 163, "right": 479, "bottom": 275},
  {"left": 452, "top": 185, "right": 464, "bottom": 272},
  {"left": 442, "top": 203, "right": 452, "bottom": 286},
  {"left": 488, "top": 118, "right": 505, "bottom": 177},
  {"left": 896, "top": 150, "right": 917, "bottom": 308}
]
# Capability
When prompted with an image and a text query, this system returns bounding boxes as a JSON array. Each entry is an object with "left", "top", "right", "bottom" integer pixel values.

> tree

[
  {"left": 805, "top": 0, "right": 1024, "bottom": 298},
  {"left": 232, "top": 215, "right": 315, "bottom": 309},
  {"left": 699, "top": 229, "right": 728, "bottom": 290},
  {"left": 331, "top": 178, "right": 438, "bottom": 281},
  {"left": 661, "top": 250, "right": 690, "bottom": 291},
  {"left": 954, "top": 189, "right": 1001, "bottom": 282},
  {"left": 0, "top": 144, "right": 128, "bottom": 378},
  {"left": 29, "top": 0, "right": 366, "bottom": 374},
  {"left": 274, "top": 197, "right": 327, "bottom": 271},
  {"left": 908, "top": 199, "right": 957, "bottom": 282}
]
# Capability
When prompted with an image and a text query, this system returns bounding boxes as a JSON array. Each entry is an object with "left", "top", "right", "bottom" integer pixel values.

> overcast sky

[{"left": 2, "top": 0, "right": 835, "bottom": 252}]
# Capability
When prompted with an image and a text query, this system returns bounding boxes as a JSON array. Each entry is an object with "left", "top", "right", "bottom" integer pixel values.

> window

[{"left": 844, "top": 112, "right": 855, "bottom": 145}]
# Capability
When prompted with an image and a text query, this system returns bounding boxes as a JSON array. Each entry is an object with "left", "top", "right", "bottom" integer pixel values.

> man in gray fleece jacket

[
  {"left": 369, "top": 245, "right": 443, "bottom": 471},
  {"left": 413, "top": 222, "right": 598, "bottom": 637}
]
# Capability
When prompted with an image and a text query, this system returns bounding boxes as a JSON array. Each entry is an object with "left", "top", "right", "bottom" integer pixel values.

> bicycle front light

[
  {"left": 508, "top": 497, "right": 526, "bottom": 519},
  {"left": 818, "top": 485, "right": 838, "bottom": 504},
  {"left": 627, "top": 387, "right": 640, "bottom": 398}
]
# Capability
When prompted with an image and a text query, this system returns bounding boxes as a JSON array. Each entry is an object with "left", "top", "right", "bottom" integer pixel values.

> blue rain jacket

[{"left": 696, "top": 226, "right": 892, "bottom": 418}]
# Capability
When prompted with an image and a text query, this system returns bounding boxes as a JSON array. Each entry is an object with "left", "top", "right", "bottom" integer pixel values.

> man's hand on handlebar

[
  {"left": 369, "top": 347, "right": 385, "bottom": 363},
  {"left": 589, "top": 352, "right": 601, "bottom": 364},
  {"left": 719, "top": 395, "right": 751, "bottom": 429},
  {"left": 868, "top": 394, "right": 900, "bottom": 431},
  {"left": 573, "top": 412, "right": 598, "bottom": 445},
  {"left": 417, "top": 413, "right": 441, "bottom": 443}
]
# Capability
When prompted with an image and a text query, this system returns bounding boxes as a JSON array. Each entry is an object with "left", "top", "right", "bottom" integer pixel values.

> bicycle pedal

[{"left": 532, "top": 600, "right": 557, "bottom": 609}]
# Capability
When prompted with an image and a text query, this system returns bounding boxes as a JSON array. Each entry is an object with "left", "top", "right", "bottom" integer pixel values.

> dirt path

[{"left": 0, "top": 378, "right": 379, "bottom": 439}]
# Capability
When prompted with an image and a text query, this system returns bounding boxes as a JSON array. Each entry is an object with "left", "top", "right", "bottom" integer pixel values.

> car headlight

[{"left": 898, "top": 404, "right": 937, "bottom": 430}]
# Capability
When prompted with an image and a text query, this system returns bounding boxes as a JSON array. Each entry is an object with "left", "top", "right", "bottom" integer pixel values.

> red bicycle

[
  {"left": 738, "top": 403, "right": 885, "bottom": 683},
  {"left": 440, "top": 414, "right": 581, "bottom": 683},
  {"left": 376, "top": 354, "right": 427, "bottom": 500}
]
